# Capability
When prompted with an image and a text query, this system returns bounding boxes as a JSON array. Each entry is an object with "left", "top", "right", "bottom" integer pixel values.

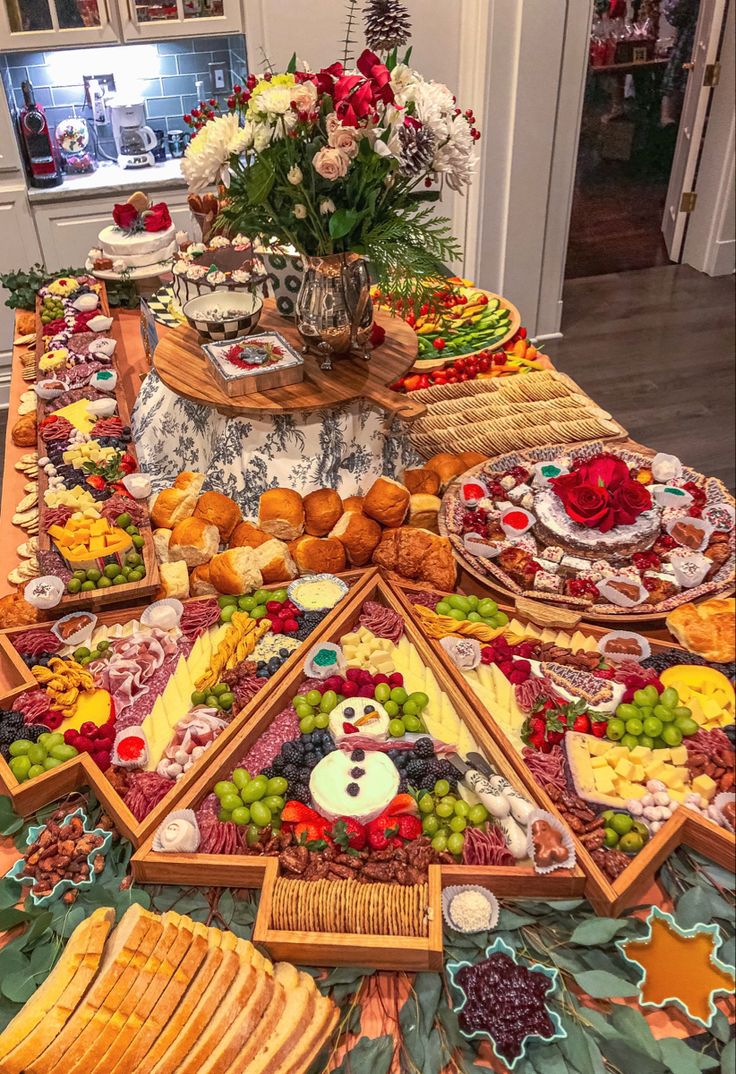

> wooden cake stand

[{"left": 153, "top": 299, "right": 425, "bottom": 420}]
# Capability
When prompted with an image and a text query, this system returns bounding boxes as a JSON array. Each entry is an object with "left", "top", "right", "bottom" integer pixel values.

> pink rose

[
  {"left": 328, "top": 125, "right": 359, "bottom": 158},
  {"left": 291, "top": 81, "right": 317, "bottom": 114},
  {"left": 312, "top": 146, "right": 349, "bottom": 181}
]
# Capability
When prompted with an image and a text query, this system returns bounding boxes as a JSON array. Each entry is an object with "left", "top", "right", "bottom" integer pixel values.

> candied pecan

[
  {"left": 579, "top": 830, "right": 605, "bottom": 851},
  {"left": 361, "top": 861, "right": 395, "bottom": 882},
  {"left": 280, "top": 846, "right": 309, "bottom": 875},
  {"left": 565, "top": 816, "right": 585, "bottom": 834},
  {"left": 303, "top": 859, "right": 329, "bottom": 880},
  {"left": 328, "top": 864, "right": 355, "bottom": 880},
  {"left": 62, "top": 889, "right": 79, "bottom": 904}
]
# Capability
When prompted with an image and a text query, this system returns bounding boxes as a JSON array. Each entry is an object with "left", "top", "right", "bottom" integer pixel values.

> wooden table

[{"left": 153, "top": 299, "right": 425, "bottom": 420}]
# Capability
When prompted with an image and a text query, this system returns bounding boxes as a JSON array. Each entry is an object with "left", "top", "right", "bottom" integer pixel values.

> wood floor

[{"left": 546, "top": 264, "right": 736, "bottom": 490}]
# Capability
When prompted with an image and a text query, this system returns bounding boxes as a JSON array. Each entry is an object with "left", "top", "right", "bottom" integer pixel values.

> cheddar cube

[
  {"left": 701, "top": 697, "right": 722, "bottom": 721},
  {"left": 591, "top": 755, "right": 610, "bottom": 769},
  {"left": 644, "top": 761, "right": 667, "bottom": 782},
  {"left": 594, "top": 768, "right": 616, "bottom": 795},
  {"left": 669, "top": 788, "right": 687, "bottom": 803},
  {"left": 629, "top": 746, "right": 652, "bottom": 762},
  {"left": 614, "top": 758, "right": 635, "bottom": 780},
  {"left": 691, "top": 773, "right": 717, "bottom": 801},
  {"left": 629, "top": 764, "right": 645, "bottom": 783},
  {"left": 588, "top": 739, "right": 611, "bottom": 757},
  {"left": 89, "top": 537, "right": 105, "bottom": 555},
  {"left": 669, "top": 746, "right": 688, "bottom": 766}
]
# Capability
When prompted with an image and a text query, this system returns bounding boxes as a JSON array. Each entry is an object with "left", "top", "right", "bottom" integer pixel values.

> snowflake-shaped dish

[
  {"left": 6, "top": 808, "right": 112, "bottom": 907},
  {"left": 446, "top": 936, "right": 566, "bottom": 1070}
]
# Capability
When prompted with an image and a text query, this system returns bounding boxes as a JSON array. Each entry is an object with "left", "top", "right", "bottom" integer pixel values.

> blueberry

[{"left": 279, "top": 648, "right": 290, "bottom": 658}]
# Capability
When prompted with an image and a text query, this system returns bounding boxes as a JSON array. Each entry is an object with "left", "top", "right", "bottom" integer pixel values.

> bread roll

[
  {"left": 158, "top": 561, "right": 190, "bottom": 599},
  {"left": 11, "top": 414, "right": 36, "bottom": 447},
  {"left": 209, "top": 547, "right": 263, "bottom": 595},
  {"left": 303, "top": 489, "right": 343, "bottom": 536},
  {"left": 152, "top": 528, "right": 172, "bottom": 564},
  {"left": 403, "top": 468, "right": 440, "bottom": 496},
  {"left": 458, "top": 451, "right": 489, "bottom": 470},
  {"left": 151, "top": 488, "right": 197, "bottom": 529},
  {"left": 372, "top": 526, "right": 456, "bottom": 591},
  {"left": 194, "top": 490, "right": 242, "bottom": 541},
  {"left": 363, "top": 476, "right": 410, "bottom": 528},
  {"left": 666, "top": 597, "right": 735, "bottom": 663},
  {"left": 229, "top": 520, "right": 270, "bottom": 549},
  {"left": 252, "top": 538, "right": 298, "bottom": 584},
  {"left": 291, "top": 535, "right": 347, "bottom": 574},
  {"left": 408, "top": 494, "right": 441, "bottom": 533},
  {"left": 168, "top": 517, "right": 219, "bottom": 568},
  {"left": 174, "top": 471, "right": 206, "bottom": 497},
  {"left": 259, "top": 489, "right": 305, "bottom": 541},
  {"left": 424, "top": 453, "right": 466, "bottom": 489},
  {"left": 190, "top": 563, "right": 218, "bottom": 596},
  {"left": 342, "top": 496, "right": 364, "bottom": 514},
  {"left": 330, "top": 511, "right": 382, "bottom": 566}
]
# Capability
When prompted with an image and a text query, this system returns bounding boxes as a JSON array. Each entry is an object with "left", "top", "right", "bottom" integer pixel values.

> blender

[{"left": 108, "top": 94, "right": 157, "bottom": 168}]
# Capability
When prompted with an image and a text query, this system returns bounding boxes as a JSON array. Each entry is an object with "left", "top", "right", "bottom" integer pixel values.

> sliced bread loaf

[
  {"left": 222, "top": 962, "right": 292, "bottom": 1074},
  {"left": 0, "top": 907, "right": 114, "bottom": 1073},
  {"left": 240, "top": 968, "right": 317, "bottom": 1074},
  {"left": 278, "top": 994, "right": 340, "bottom": 1074}
]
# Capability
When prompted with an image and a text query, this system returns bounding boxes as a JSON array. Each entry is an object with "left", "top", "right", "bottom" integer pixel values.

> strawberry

[
  {"left": 85, "top": 474, "right": 106, "bottom": 490},
  {"left": 591, "top": 720, "right": 608, "bottom": 738},
  {"left": 281, "top": 801, "right": 320, "bottom": 824},
  {"left": 397, "top": 815, "right": 422, "bottom": 841},
  {"left": 293, "top": 821, "right": 327, "bottom": 844},
  {"left": 572, "top": 714, "right": 591, "bottom": 734},
  {"left": 331, "top": 817, "right": 366, "bottom": 850},
  {"left": 367, "top": 815, "right": 400, "bottom": 850},
  {"left": 385, "top": 793, "right": 418, "bottom": 816}
]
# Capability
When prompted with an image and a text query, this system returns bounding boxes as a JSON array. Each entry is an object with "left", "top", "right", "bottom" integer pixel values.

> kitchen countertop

[{"left": 26, "top": 157, "right": 187, "bottom": 202}]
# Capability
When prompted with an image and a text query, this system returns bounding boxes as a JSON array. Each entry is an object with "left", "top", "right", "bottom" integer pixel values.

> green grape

[
  {"left": 374, "top": 683, "right": 391, "bottom": 703},
  {"left": 422, "top": 815, "right": 440, "bottom": 835},
  {"left": 418, "top": 794, "right": 434, "bottom": 814},
  {"left": 264, "top": 795, "right": 284, "bottom": 813},
  {"left": 232, "top": 768, "right": 250, "bottom": 790},
  {"left": 468, "top": 804, "right": 488, "bottom": 826},
  {"left": 449, "top": 816, "right": 466, "bottom": 833},
  {"left": 447, "top": 832, "right": 465, "bottom": 856},
  {"left": 231, "top": 806, "right": 250, "bottom": 825},
  {"left": 266, "top": 777, "right": 288, "bottom": 796},
  {"left": 314, "top": 714, "right": 329, "bottom": 729},
  {"left": 453, "top": 800, "right": 470, "bottom": 818},
  {"left": 430, "top": 833, "right": 448, "bottom": 853},
  {"left": 214, "top": 780, "right": 239, "bottom": 798},
  {"left": 435, "top": 801, "right": 453, "bottom": 819},
  {"left": 305, "top": 689, "right": 322, "bottom": 707},
  {"left": 300, "top": 716, "right": 316, "bottom": 734},
  {"left": 388, "top": 719, "right": 405, "bottom": 738},
  {"left": 250, "top": 801, "right": 272, "bottom": 827},
  {"left": 220, "top": 793, "right": 242, "bottom": 812},
  {"left": 660, "top": 687, "right": 678, "bottom": 709},
  {"left": 434, "top": 779, "right": 450, "bottom": 798}
]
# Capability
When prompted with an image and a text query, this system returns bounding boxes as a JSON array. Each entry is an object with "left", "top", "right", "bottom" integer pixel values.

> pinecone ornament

[
  {"left": 363, "top": 0, "right": 412, "bottom": 52},
  {"left": 398, "top": 124, "right": 435, "bottom": 178}
]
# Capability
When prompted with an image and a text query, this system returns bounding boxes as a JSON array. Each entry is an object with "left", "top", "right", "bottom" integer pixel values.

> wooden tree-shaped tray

[
  {"left": 391, "top": 582, "right": 735, "bottom": 917},
  {"left": 0, "top": 573, "right": 366, "bottom": 845}
]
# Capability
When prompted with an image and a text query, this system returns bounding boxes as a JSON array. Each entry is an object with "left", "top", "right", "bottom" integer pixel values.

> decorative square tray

[{"left": 202, "top": 332, "right": 304, "bottom": 398}]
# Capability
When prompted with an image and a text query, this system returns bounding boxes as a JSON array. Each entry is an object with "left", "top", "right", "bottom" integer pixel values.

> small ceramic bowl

[
  {"left": 5, "top": 808, "right": 112, "bottom": 907},
  {"left": 446, "top": 936, "right": 566, "bottom": 1070},
  {"left": 183, "top": 291, "right": 263, "bottom": 342}
]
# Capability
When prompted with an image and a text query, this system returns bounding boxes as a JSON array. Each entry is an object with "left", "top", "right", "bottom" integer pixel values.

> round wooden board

[
  {"left": 440, "top": 439, "right": 736, "bottom": 626},
  {"left": 410, "top": 289, "right": 521, "bottom": 371},
  {"left": 153, "top": 298, "right": 425, "bottom": 419}
]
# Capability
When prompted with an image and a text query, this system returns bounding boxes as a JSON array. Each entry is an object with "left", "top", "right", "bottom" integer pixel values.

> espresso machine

[{"left": 108, "top": 94, "right": 157, "bottom": 168}]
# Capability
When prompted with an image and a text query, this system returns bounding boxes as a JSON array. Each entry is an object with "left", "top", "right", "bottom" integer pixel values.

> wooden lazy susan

[{"left": 153, "top": 298, "right": 426, "bottom": 420}]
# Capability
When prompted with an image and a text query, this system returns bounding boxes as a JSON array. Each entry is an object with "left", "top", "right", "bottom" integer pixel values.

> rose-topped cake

[
  {"left": 88, "top": 191, "right": 176, "bottom": 272},
  {"left": 440, "top": 443, "right": 736, "bottom": 615}
]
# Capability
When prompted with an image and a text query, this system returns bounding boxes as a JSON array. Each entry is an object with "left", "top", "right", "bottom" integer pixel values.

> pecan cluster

[
  {"left": 279, "top": 837, "right": 449, "bottom": 884},
  {"left": 545, "top": 784, "right": 606, "bottom": 852},
  {"left": 687, "top": 749, "right": 734, "bottom": 794},
  {"left": 20, "top": 815, "right": 105, "bottom": 902}
]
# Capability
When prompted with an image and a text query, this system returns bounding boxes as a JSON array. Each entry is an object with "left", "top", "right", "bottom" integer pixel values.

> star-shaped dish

[{"left": 618, "top": 906, "right": 735, "bottom": 1028}]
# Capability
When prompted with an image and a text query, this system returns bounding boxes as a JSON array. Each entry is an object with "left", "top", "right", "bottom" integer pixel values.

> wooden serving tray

[
  {"left": 253, "top": 858, "right": 444, "bottom": 972},
  {"left": 34, "top": 282, "right": 160, "bottom": 612},
  {"left": 391, "top": 581, "right": 735, "bottom": 917},
  {"left": 0, "top": 572, "right": 365, "bottom": 844},
  {"left": 131, "top": 571, "right": 586, "bottom": 913}
]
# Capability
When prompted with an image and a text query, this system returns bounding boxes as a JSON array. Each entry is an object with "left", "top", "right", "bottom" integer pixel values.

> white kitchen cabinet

[
  {"left": 0, "top": 0, "right": 119, "bottom": 50},
  {"left": 0, "top": 0, "right": 242, "bottom": 49},
  {"left": 31, "top": 186, "right": 192, "bottom": 270},
  {"left": 0, "top": 184, "right": 43, "bottom": 369}
]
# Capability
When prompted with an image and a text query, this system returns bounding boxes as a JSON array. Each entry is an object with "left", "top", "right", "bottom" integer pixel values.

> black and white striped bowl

[{"left": 182, "top": 291, "right": 263, "bottom": 342}]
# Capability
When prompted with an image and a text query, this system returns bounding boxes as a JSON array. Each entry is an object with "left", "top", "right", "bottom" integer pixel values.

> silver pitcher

[{"left": 295, "top": 253, "right": 373, "bottom": 369}]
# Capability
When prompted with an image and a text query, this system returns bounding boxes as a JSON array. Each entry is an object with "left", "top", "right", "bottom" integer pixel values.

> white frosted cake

[
  {"left": 95, "top": 224, "right": 176, "bottom": 269},
  {"left": 534, "top": 487, "right": 661, "bottom": 562}
]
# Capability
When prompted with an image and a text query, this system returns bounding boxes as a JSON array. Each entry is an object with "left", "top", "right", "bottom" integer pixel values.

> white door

[
  {"left": 0, "top": 0, "right": 119, "bottom": 50},
  {"left": 662, "top": 0, "right": 728, "bottom": 260},
  {"left": 120, "top": 0, "right": 242, "bottom": 41}
]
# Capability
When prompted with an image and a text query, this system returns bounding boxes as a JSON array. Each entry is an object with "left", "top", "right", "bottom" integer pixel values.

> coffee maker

[{"left": 108, "top": 94, "right": 157, "bottom": 168}]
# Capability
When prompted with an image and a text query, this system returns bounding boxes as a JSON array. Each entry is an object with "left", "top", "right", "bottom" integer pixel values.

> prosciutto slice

[{"left": 91, "top": 629, "right": 179, "bottom": 711}]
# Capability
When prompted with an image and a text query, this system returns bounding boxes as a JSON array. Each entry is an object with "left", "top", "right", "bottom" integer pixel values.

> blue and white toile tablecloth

[{"left": 131, "top": 369, "right": 421, "bottom": 516}]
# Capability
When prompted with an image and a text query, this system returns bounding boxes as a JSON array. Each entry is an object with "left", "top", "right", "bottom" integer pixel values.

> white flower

[
  {"left": 257, "top": 84, "right": 294, "bottom": 115},
  {"left": 253, "top": 123, "right": 273, "bottom": 153},
  {"left": 293, "top": 204, "right": 308, "bottom": 219},
  {"left": 432, "top": 113, "right": 475, "bottom": 191},
  {"left": 287, "top": 164, "right": 304, "bottom": 185},
  {"left": 181, "top": 113, "right": 246, "bottom": 193},
  {"left": 319, "top": 198, "right": 335, "bottom": 215}
]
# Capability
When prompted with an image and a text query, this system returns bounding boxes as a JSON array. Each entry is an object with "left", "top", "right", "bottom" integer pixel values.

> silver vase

[{"left": 295, "top": 253, "right": 373, "bottom": 369}]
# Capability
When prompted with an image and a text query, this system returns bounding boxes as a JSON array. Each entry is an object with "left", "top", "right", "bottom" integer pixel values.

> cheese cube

[
  {"left": 588, "top": 739, "right": 611, "bottom": 757},
  {"left": 644, "top": 761, "right": 666, "bottom": 782},
  {"left": 659, "top": 767, "right": 678, "bottom": 788},
  {"left": 594, "top": 768, "right": 616, "bottom": 795},
  {"left": 607, "top": 746, "right": 628, "bottom": 761},
  {"left": 669, "top": 788, "right": 687, "bottom": 803},
  {"left": 614, "top": 758, "right": 635, "bottom": 780},
  {"left": 691, "top": 773, "right": 717, "bottom": 801},
  {"left": 617, "top": 781, "right": 641, "bottom": 800},
  {"left": 591, "top": 755, "right": 610, "bottom": 769},
  {"left": 673, "top": 767, "right": 689, "bottom": 784},
  {"left": 701, "top": 697, "right": 722, "bottom": 720},
  {"left": 629, "top": 764, "right": 645, "bottom": 783},
  {"left": 668, "top": 745, "right": 688, "bottom": 766},
  {"left": 625, "top": 783, "right": 648, "bottom": 800},
  {"left": 629, "top": 745, "right": 651, "bottom": 762}
]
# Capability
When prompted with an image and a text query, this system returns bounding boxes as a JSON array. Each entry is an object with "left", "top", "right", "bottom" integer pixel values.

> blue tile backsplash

[{"left": 1, "top": 34, "right": 248, "bottom": 162}]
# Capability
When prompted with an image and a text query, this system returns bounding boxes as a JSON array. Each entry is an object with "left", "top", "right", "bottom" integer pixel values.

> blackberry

[
  {"left": 282, "top": 741, "right": 298, "bottom": 760},
  {"left": 272, "top": 757, "right": 286, "bottom": 774},
  {"left": 283, "top": 764, "right": 300, "bottom": 782},
  {"left": 291, "top": 784, "right": 311, "bottom": 804},
  {"left": 350, "top": 749, "right": 366, "bottom": 762},
  {"left": 346, "top": 783, "right": 360, "bottom": 797},
  {"left": 418, "top": 774, "right": 435, "bottom": 791},
  {"left": 398, "top": 778, "right": 408, "bottom": 793},
  {"left": 414, "top": 737, "right": 434, "bottom": 759},
  {"left": 406, "top": 759, "right": 425, "bottom": 781},
  {"left": 261, "top": 766, "right": 274, "bottom": 780}
]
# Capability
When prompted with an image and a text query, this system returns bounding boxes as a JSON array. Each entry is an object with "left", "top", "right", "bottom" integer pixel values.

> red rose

[
  {"left": 313, "top": 61, "right": 344, "bottom": 97},
  {"left": 611, "top": 480, "right": 652, "bottom": 525},
  {"left": 578, "top": 454, "right": 630, "bottom": 491},
  {"left": 560, "top": 484, "right": 614, "bottom": 531},
  {"left": 112, "top": 202, "right": 138, "bottom": 229},
  {"left": 143, "top": 203, "right": 172, "bottom": 232}
]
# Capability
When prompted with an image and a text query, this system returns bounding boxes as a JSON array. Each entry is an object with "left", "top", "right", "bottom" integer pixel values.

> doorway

[{"left": 564, "top": 0, "right": 699, "bottom": 279}]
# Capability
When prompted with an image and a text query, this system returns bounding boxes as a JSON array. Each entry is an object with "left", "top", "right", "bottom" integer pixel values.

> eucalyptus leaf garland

[{"left": 0, "top": 793, "right": 733, "bottom": 1071}]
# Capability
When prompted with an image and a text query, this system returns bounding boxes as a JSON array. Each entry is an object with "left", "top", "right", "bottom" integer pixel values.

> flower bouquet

[{"left": 180, "top": 2, "right": 479, "bottom": 360}]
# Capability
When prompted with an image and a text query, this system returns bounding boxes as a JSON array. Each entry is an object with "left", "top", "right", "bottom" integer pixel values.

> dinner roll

[
  {"left": 458, "top": 451, "right": 489, "bottom": 470},
  {"left": 363, "top": 476, "right": 410, "bottom": 528},
  {"left": 259, "top": 489, "right": 305, "bottom": 541},
  {"left": 342, "top": 496, "right": 364, "bottom": 513},
  {"left": 330, "top": 511, "right": 382, "bottom": 566},
  {"left": 158, "top": 561, "right": 190, "bottom": 600},
  {"left": 408, "top": 493, "right": 441, "bottom": 533},
  {"left": 168, "top": 517, "right": 220, "bottom": 568},
  {"left": 303, "top": 489, "right": 344, "bottom": 536},
  {"left": 402, "top": 468, "right": 440, "bottom": 496},
  {"left": 190, "top": 563, "right": 218, "bottom": 596},
  {"left": 291, "top": 535, "right": 347, "bottom": 574},
  {"left": 151, "top": 487, "right": 197, "bottom": 529},
  {"left": 193, "top": 490, "right": 242, "bottom": 542},
  {"left": 152, "top": 528, "right": 172, "bottom": 564},
  {"left": 174, "top": 470, "right": 206, "bottom": 497},
  {"left": 424, "top": 453, "right": 466, "bottom": 489},
  {"left": 208, "top": 547, "right": 263, "bottom": 595},
  {"left": 252, "top": 539, "right": 298, "bottom": 584},
  {"left": 229, "top": 520, "right": 270, "bottom": 549}
]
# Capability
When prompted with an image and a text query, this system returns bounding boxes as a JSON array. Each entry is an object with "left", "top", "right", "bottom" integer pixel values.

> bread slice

[
  {"left": 278, "top": 994, "right": 340, "bottom": 1074},
  {"left": 86, "top": 917, "right": 203, "bottom": 1074},
  {"left": 64, "top": 913, "right": 188, "bottom": 1074},
  {"left": 24, "top": 905, "right": 158, "bottom": 1074},
  {"left": 222, "top": 962, "right": 290, "bottom": 1074},
  {"left": 140, "top": 931, "right": 240, "bottom": 1074},
  {"left": 196, "top": 952, "right": 279, "bottom": 1074},
  {"left": 0, "top": 908, "right": 114, "bottom": 1072},
  {"left": 106, "top": 922, "right": 217, "bottom": 1074},
  {"left": 239, "top": 967, "right": 316, "bottom": 1074},
  {"left": 174, "top": 939, "right": 270, "bottom": 1074}
]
